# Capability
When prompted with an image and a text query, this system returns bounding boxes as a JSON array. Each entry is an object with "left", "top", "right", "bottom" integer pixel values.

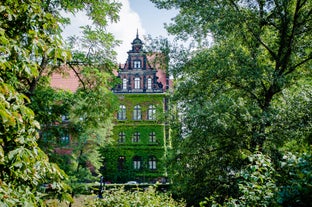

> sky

[{"left": 62, "top": 0, "right": 177, "bottom": 63}]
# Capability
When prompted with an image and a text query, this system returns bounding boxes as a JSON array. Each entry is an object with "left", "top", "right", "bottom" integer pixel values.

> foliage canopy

[
  {"left": 151, "top": 0, "right": 312, "bottom": 206},
  {"left": 1, "top": 0, "right": 121, "bottom": 205}
]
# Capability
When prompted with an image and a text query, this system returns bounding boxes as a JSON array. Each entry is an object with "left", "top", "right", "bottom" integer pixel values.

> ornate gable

[{"left": 114, "top": 32, "right": 164, "bottom": 93}]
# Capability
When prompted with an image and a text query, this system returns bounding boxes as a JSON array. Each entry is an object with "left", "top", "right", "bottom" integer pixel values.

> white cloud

[
  {"left": 61, "top": 0, "right": 145, "bottom": 63},
  {"left": 108, "top": 0, "right": 145, "bottom": 63},
  {"left": 61, "top": 11, "right": 92, "bottom": 37}
]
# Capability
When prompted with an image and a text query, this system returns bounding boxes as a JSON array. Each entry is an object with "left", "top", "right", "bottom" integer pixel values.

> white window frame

[
  {"left": 118, "top": 132, "right": 126, "bottom": 143},
  {"left": 132, "top": 132, "right": 140, "bottom": 142},
  {"left": 134, "top": 77, "right": 140, "bottom": 89},
  {"left": 133, "top": 156, "right": 141, "bottom": 169},
  {"left": 134, "top": 60, "right": 141, "bottom": 68},
  {"left": 147, "top": 78, "right": 152, "bottom": 89},
  {"left": 118, "top": 105, "right": 126, "bottom": 120},
  {"left": 149, "top": 156, "right": 157, "bottom": 170},
  {"left": 147, "top": 105, "right": 156, "bottom": 120},
  {"left": 122, "top": 78, "right": 127, "bottom": 90},
  {"left": 133, "top": 105, "right": 141, "bottom": 120}
]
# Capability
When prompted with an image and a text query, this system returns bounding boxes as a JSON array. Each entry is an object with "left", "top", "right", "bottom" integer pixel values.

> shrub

[{"left": 84, "top": 186, "right": 186, "bottom": 207}]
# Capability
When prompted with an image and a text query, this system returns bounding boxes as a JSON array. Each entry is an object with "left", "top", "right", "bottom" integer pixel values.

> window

[
  {"left": 149, "top": 132, "right": 156, "bottom": 143},
  {"left": 41, "top": 131, "right": 52, "bottom": 143},
  {"left": 134, "top": 77, "right": 140, "bottom": 89},
  {"left": 133, "top": 105, "right": 141, "bottom": 120},
  {"left": 61, "top": 114, "right": 69, "bottom": 122},
  {"left": 118, "top": 132, "right": 126, "bottom": 143},
  {"left": 147, "top": 105, "right": 156, "bottom": 120},
  {"left": 118, "top": 156, "right": 125, "bottom": 170},
  {"left": 122, "top": 78, "right": 127, "bottom": 90},
  {"left": 147, "top": 78, "right": 152, "bottom": 89},
  {"left": 133, "top": 156, "right": 141, "bottom": 170},
  {"left": 132, "top": 132, "right": 140, "bottom": 142},
  {"left": 60, "top": 131, "right": 70, "bottom": 145},
  {"left": 149, "top": 156, "right": 157, "bottom": 170},
  {"left": 134, "top": 60, "right": 141, "bottom": 68},
  {"left": 118, "top": 105, "right": 126, "bottom": 120}
]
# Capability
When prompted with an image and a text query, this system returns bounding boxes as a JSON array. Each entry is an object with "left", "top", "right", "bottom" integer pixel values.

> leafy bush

[
  {"left": 201, "top": 151, "right": 278, "bottom": 207},
  {"left": 277, "top": 151, "right": 312, "bottom": 206},
  {"left": 0, "top": 82, "right": 71, "bottom": 206},
  {"left": 201, "top": 150, "right": 312, "bottom": 207},
  {"left": 84, "top": 186, "right": 186, "bottom": 207}
]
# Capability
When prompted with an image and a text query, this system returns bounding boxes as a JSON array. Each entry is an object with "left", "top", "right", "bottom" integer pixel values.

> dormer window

[{"left": 134, "top": 60, "right": 141, "bottom": 69}]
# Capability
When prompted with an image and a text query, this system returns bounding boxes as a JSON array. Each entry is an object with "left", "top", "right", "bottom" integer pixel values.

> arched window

[
  {"left": 122, "top": 78, "right": 127, "bottom": 90},
  {"left": 133, "top": 156, "right": 141, "bottom": 170},
  {"left": 147, "top": 105, "right": 156, "bottom": 120},
  {"left": 134, "top": 60, "right": 141, "bottom": 68},
  {"left": 134, "top": 77, "right": 140, "bottom": 89},
  {"left": 133, "top": 105, "right": 141, "bottom": 120},
  {"left": 118, "top": 156, "right": 125, "bottom": 170},
  {"left": 147, "top": 78, "right": 152, "bottom": 89},
  {"left": 148, "top": 156, "right": 157, "bottom": 170},
  {"left": 118, "top": 105, "right": 126, "bottom": 120}
]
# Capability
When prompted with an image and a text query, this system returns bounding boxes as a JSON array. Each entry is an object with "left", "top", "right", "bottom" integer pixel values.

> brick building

[
  {"left": 50, "top": 32, "right": 171, "bottom": 183},
  {"left": 102, "top": 32, "right": 170, "bottom": 183}
]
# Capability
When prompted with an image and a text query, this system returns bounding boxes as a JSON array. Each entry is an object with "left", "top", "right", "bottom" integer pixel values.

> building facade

[{"left": 101, "top": 33, "right": 170, "bottom": 183}]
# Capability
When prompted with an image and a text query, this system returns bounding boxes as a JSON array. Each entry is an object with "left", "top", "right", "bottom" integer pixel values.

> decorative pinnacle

[{"left": 136, "top": 29, "right": 139, "bottom": 38}]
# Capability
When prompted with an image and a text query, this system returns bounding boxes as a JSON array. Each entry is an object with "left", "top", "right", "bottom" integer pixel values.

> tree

[
  {"left": 151, "top": 0, "right": 312, "bottom": 206},
  {"left": 27, "top": 2, "right": 121, "bottom": 203},
  {"left": 2, "top": 0, "right": 121, "bottom": 95},
  {"left": 0, "top": 81, "right": 72, "bottom": 206},
  {"left": 30, "top": 25, "right": 120, "bottom": 187},
  {"left": 1, "top": 0, "right": 121, "bottom": 205},
  {"left": 152, "top": 0, "right": 312, "bottom": 148},
  {"left": 0, "top": 0, "right": 72, "bottom": 204},
  {"left": 201, "top": 151, "right": 278, "bottom": 207}
]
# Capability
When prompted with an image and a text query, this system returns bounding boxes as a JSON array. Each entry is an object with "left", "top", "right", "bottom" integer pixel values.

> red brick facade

[{"left": 50, "top": 34, "right": 169, "bottom": 93}]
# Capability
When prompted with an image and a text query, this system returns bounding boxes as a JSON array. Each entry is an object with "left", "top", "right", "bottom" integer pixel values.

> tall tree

[
  {"left": 151, "top": 0, "right": 312, "bottom": 206},
  {"left": 0, "top": 0, "right": 72, "bottom": 205},
  {"left": 27, "top": 0, "right": 121, "bottom": 201},
  {"left": 1, "top": 0, "right": 121, "bottom": 205}
]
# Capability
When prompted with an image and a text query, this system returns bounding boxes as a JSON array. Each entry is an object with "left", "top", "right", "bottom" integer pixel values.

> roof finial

[{"left": 136, "top": 29, "right": 139, "bottom": 38}]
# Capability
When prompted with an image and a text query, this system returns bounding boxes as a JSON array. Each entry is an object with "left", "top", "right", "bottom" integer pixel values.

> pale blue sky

[
  {"left": 62, "top": 0, "right": 177, "bottom": 63},
  {"left": 128, "top": 0, "right": 177, "bottom": 38}
]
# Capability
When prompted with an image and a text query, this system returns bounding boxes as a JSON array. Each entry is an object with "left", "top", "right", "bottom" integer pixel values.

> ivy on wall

[
  {"left": 100, "top": 146, "right": 166, "bottom": 183},
  {"left": 100, "top": 124, "right": 167, "bottom": 183},
  {"left": 99, "top": 93, "right": 169, "bottom": 183},
  {"left": 116, "top": 94, "right": 166, "bottom": 122},
  {"left": 115, "top": 125, "right": 165, "bottom": 145}
]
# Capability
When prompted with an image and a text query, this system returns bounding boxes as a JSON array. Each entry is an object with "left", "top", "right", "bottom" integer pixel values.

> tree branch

[{"left": 68, "top": 63, "right": 86, "bottom": 90}]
